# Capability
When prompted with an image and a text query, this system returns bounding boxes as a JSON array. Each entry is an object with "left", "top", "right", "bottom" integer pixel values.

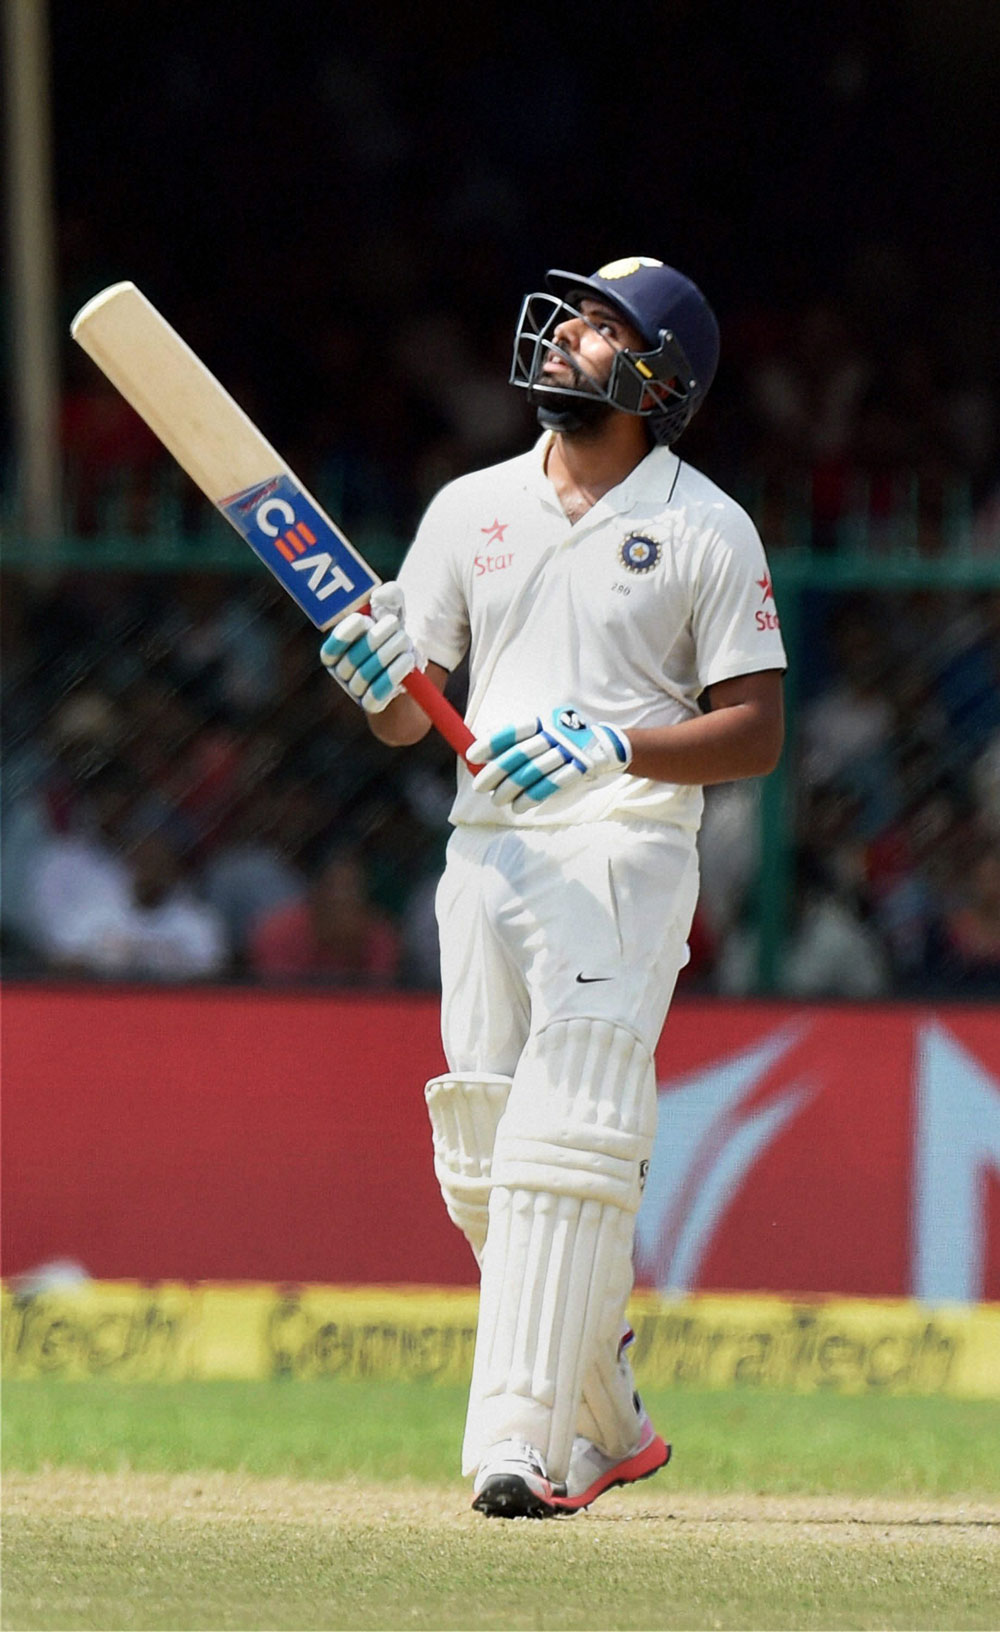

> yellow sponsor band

[{"left": 3, "top": 1281, "right": 999, "bottom": 1397}]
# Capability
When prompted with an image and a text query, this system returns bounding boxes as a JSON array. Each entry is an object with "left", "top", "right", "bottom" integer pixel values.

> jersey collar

[{"left": 529, "top": 431, "right": 680, "bottom": 518}]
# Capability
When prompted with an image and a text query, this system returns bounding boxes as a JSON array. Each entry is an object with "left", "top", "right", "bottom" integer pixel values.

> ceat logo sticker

[{"left": 220, "top": 474, "right": 378, "bottom": 627}]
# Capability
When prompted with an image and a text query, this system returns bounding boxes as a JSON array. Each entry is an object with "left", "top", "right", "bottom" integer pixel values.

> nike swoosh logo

[{"left": 576, "top": 973, "right": 612, "bottom": 984}]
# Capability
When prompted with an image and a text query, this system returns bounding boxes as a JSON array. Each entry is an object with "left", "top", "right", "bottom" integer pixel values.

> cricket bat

[{"left": 70, "top": 281, "right": 474, "bottom": 760}]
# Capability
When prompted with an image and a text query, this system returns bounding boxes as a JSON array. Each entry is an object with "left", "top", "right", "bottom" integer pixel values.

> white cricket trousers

[
  {"left": 435, "top": 818, "right": 700, "bottom": 1075},
  {"left": 434, "top": 817, "right": 699, "bottom": 1476}
]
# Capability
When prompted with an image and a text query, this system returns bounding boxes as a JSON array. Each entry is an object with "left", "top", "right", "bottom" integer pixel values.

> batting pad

[
  {"left": 424, "top": 1074, "right": 513, "bottom": 1261},
  {"left": 574, "top": 1288, "right": 645, "bottom": 1456},
  {"left": 463, "top": 1018, "right": 656, "bottom": 1480}
]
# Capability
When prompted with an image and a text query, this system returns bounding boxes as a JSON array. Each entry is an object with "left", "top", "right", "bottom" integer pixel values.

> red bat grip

[
  {"left": 403, "top": 667, "right": 476, "bottom": 762},
  {"left": 353, "top": 598, "right": 474, "bottom": 761}
]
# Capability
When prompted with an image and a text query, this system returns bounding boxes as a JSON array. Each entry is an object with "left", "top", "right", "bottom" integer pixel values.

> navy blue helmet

[{"left": 511, "top": 256, "right": 720, "bottom": 444}]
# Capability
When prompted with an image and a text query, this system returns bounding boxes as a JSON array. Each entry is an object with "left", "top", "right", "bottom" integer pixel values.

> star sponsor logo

[
  {"left": 474, "top": 519, "right": 514, "bottom": 577},
  {"left": 755, "top": 571, "right": 780, "bottom": 631}
]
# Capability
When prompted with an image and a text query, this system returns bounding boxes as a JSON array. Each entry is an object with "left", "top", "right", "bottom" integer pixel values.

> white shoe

[
  {"left": 556, "top": 1406, "right": 670, "bottom": 1513},
  {"left": 471, "top": 1439, "right": 563, "bottom": 1519},
  {"left": 471, "top": 1410, "right": 670, "bottom": 1519}
]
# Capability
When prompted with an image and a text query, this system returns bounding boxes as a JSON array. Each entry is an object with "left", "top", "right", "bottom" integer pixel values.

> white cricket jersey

[{"left": 398, "top": 433, "right": 787, "bottom": 831}]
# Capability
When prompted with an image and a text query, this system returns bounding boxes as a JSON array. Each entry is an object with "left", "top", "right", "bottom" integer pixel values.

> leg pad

[
  {"left": 425, "top": 1073, "right": 512, "bottom": 1260},
  {"left": 464, "top": 1019, "right": 656, "bottom": 1480}
]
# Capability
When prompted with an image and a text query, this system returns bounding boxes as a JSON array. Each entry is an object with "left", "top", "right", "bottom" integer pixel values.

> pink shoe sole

[{"left": 547, "top": 1433, "right": 671, "bottom": 1514}]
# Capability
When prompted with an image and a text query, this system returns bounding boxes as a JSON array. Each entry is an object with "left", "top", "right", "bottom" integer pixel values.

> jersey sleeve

[
  {"left": 691, "top": 505, "right": 787, "bottom": 691},
  {"left": 396, "top": 484, "right": 471, "bottom": 673}
]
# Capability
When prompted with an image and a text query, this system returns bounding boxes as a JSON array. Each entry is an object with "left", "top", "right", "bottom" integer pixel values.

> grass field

[{"left": 4, "top": 1379, "right": 1000, "bottom": 1630}]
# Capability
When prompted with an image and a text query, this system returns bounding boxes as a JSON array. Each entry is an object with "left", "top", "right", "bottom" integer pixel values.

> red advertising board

[
  {"left": 3, "top": 987, "right": 998, "bottom": 1299},
  {"left": 638, "top": 1004, "right": 1000, "bottom": 1303}
]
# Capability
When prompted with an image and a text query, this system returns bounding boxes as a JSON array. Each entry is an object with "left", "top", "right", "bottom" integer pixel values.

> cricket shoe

[
  {"left": 471, "top": 1413, "right": 670, "bottom": 1519},
  {"left": 549, "top": 1407, "right": 671, "bottom": 1514},
  {"left": 471, "top": 1439, "right": 562, "bottom": 1519}
]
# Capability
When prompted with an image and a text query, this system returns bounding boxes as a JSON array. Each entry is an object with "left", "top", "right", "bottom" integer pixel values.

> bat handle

[{"left": 403, "top": 667, "right": 476, "bottom": 762}]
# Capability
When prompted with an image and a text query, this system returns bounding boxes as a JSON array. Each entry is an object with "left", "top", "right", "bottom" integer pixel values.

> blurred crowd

[
  {"left": 8, "top": 235, "right": 1000, "bottom": 996},
  {"left": 3, "top": 564, "right": 999, "bottom": 997},
  {"left": 699, "top": 590, "right": 1000, "bottom": 998},
  {"left": 54, "top": 255, "right": 1000, "bottom": 562},
  {"left": 14, "top": 231, "right": 1000, "bottom": 999},
  {"left": 3, "top": 8, "right": 1000, "bottom": 996},
  {"left": 1, "top": 571, "right": 455, "bottom": 988}
]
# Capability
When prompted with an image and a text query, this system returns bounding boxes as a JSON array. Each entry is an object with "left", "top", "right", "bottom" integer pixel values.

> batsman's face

[{"left": 543, "top": 298, "right": 646, "bottom": 392}]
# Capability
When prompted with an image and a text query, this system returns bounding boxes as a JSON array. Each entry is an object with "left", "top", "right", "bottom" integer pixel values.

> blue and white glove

[
  {"left": 320, "top": 582, "right": 423, "bottom": 713},
  {"left": 470, "top": 705, "right": 632, "bottom": 813}
]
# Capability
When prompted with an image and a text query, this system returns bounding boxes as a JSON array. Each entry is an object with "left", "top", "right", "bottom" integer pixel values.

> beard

[
  {"left": 528, "top": 349, "right": 615, "bottom": 436},
  {"left": 536, "top": 343, "right": 607, "bottom": 396}
]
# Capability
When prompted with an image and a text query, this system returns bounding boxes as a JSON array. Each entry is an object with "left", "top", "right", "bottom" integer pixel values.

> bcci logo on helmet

[
  {"left": 619, "top": 534, "right": 661, "bottom": 574},
  {"left": 597, "top": 257, "right": 664, "bottom": 281}
]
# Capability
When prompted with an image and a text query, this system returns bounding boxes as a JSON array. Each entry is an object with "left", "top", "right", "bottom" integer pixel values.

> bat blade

[{"left": 71, "top": 282, "right": 473, "bottom": 757}]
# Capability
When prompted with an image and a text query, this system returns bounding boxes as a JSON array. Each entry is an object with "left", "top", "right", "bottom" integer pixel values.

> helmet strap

[{"left": 534, "top": 395, "right": 614, "bottom": 436}]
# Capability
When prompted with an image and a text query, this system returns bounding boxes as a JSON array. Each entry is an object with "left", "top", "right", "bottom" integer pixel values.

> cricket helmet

[{"left": 510, "top": 255, "right": 720, "bottom": 444}]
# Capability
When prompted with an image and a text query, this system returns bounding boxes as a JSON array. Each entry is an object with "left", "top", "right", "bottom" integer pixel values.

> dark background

[{"left": 44, "top": 0, "right": 1000, "bottom": 528}]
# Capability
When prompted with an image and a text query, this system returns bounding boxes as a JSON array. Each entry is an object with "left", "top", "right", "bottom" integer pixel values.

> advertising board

[{"left": 3, "top": 988, "right": 998, "bottom": 1301}]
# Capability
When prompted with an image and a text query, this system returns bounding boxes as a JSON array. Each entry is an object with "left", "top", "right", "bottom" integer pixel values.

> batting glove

[
  {"left": 469, "top": 705, "right": 632, "bottom": 813},
  {"left": 320, "top": 582, "right": 424, "bottom": 713}
]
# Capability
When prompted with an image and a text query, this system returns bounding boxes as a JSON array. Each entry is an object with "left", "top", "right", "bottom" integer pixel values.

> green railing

[{"left": 3, "top": 486, "right": 999, "bottom": 995}]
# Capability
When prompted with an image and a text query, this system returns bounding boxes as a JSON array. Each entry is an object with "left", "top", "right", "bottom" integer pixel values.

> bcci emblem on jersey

[{"left": 619, "top": 533, "right": 661, "bottom": 573}]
